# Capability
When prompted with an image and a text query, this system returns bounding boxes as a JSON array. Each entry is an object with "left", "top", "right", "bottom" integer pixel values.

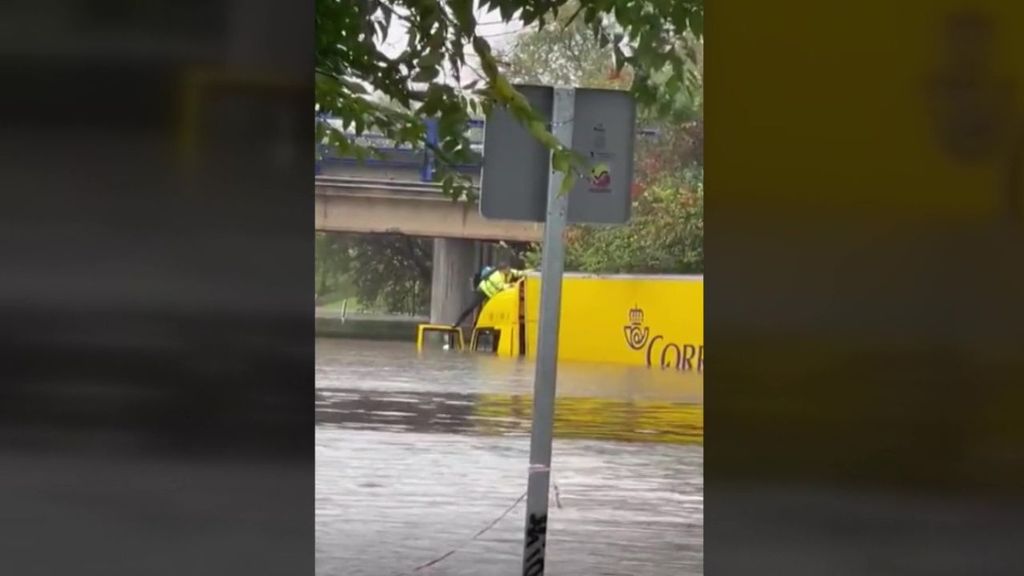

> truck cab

[
  {"left": 467, "top": 279, "right": 525, "bottom": 356},
  {"left": 415, "top": 279, "right": 525, "bottom": 356}
]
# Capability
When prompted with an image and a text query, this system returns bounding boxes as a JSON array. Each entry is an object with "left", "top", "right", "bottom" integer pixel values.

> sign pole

[{"left": 521, "top": 86, "right": 574, "bottom": 576}]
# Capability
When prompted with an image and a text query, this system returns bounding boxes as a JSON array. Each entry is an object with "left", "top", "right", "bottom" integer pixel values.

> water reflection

[
  {"left": 317, "top": 337, "right": 703, "bottom": 400},
  {"left": 317, "top": 388, "right": 702, "bottom": 444},
  {"left": 316, "top": 338, "right": 702, "bottom": 576}
]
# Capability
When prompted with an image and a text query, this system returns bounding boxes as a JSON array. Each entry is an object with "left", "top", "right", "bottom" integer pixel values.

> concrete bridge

[
  {"left": 314, "top": 176, "right": 543, "bottom": 242},
  {"left": 314, "top": 175, "right": 541, "bottom": 327},
  {"left": 315, "top": 120, "right": 524, "bottom": 326},
  {"left": 315, "top": 117, "right": 655, "bottom": 326}
]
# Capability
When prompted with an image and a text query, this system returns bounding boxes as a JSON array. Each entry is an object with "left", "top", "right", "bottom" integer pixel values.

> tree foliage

[
  {"left": 316, "top": 0, "right": 704, "bottom": 306},
  {"left": 562, "top": 168, "right": 703, "bottom": 274},
  {"left": 315, "top": 232, "right": 433, "bottom": 315},
  {"left": 501, "top": 3, "right": 624, "bottom": 90},
  {"left": 315, "top": 233, "right": 352, "bottom": 301},
  {"left": 501, "top": 1, "right": 702, "bottom": 122},
  {"left": 347, "top": 235, "right": 433, "bottom": 314},
  {"left": 504, "top": 6, "right": 704, "bottom": 274},
  {"left": 316, "top": 0, "right": 703, "bottom": 195},
  {"left": 315, "top": 233, "right": 534, "bottom": 314}
]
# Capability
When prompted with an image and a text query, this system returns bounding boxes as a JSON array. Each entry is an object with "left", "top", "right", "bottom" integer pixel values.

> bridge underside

[
  {"left": 314, "top": 182, "right": 543, "bottom": 243},
  {"left": 315, "top": 177, "right": 538, "bottom": 325}
]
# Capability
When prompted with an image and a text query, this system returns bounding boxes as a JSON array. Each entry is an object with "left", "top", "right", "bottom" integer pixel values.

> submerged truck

[{"left": 418, "top": 273, "right": 703, "bottom": 373}]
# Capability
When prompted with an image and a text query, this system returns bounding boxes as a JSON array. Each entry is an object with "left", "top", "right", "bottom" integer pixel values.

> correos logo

[
  {"left": 623, "top": 306, "right": 650, "bottom": 350},
  {"left": 623, "top": 306, "right": 703, "bottom": 372}
]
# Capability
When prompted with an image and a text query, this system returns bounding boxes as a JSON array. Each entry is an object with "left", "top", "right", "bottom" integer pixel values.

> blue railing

[
  {"left": 316, "top": 115, "right": 657, "bottom": 182},
  {"left": 316, "top": 116, "right": 483, "bottom": 181}
]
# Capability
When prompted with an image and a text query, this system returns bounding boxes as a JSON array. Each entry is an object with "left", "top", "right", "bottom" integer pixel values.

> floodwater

[{"left": 316, "top": 338, "right": 703, "bottom": 576}]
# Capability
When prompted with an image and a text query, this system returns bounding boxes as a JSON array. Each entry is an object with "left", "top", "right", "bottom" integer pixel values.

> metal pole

[{"left": 521, "top": 86, "right": 574, "bottom": 576}]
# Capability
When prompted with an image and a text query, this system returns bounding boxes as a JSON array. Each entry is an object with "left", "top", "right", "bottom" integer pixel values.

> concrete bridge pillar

[{"left": 430, "top": 238, "right": 477, "bottom": 325}]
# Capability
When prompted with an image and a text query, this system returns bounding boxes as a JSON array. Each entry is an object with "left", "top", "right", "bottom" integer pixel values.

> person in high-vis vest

[{"left": 452, "top": 260, "right": 526, "bottom": 328}]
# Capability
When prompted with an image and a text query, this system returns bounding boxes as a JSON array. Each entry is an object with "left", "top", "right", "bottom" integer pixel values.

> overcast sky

[
  {"left": 377, "top": 4, "right": 526, "bottom": 84},
  {"left": 325, "top": 6, "right": 525, "bottom": 132}
]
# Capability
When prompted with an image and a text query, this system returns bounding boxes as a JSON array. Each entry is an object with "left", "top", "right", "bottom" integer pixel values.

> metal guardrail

[
  {"left": 316, "top": 116, "right": 481, "bottom": 182},
  {"left": 316, "top": 115, "right": 660, "bottom": 182},
  {"left": 315, "top": 175, "right": 479, "bottom": 197}
]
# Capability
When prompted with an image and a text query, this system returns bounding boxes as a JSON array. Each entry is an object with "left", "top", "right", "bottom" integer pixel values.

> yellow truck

[{"left": 418, "top": 273, "right": 703, "bottom": 372}]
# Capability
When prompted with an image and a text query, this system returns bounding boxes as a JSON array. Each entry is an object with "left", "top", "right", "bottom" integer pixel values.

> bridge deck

[{"left": 315, "top": 176, "right": 543, "bottom": 242}]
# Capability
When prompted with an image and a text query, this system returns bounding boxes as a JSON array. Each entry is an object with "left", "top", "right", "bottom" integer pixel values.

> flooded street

[{"left": 316, "top": 338, "right": 703, "bottom": 576}]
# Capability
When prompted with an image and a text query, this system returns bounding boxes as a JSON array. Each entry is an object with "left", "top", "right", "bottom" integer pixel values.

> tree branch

[{"left": 562, "top": 4, "right": 585, "bottom": 31}]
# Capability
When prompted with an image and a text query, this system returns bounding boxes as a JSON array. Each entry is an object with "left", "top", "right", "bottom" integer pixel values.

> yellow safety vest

[{"left": 479, "top": 269, "right": 522, "bottom": 298}]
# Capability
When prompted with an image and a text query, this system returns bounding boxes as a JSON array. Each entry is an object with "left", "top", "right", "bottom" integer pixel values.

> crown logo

[
  {"left": 624, "top": 305, "right": 649, "bottom": 350},
  {"left": 628, "top": 306, "right": 644, "bottom": 325}
]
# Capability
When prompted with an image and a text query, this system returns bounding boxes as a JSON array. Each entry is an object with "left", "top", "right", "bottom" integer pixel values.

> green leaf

[
  {"left": 559, "top": 171, "right": 576, "bottom": 196},
  {"left": 522, "top": 9, "right": 540, "bottom": 27},
  {"left": 417, "top": 50, "right": 443, "bottom": 69},
  {"left": 450, "top": 0, "right": 475, "bottom": 31},
  {"left": 552, "top": 149, "right": 569, "bottom": 173},
  {"left": 418, "top": 87, "right": 443, "bottom": 116},
  {"left": 429, "top": 27, "right": 445, "bottom": 50},
  {"left": 613, "top": 2, "right": 627, "bottom": 25},
  {"left": 688, "top": 11, "right": 704, "bottom": 37},
  {"left": 411, "top": 66, "right": 440, "bottom": 83},
  {"left": 499, "top": 2, "right": 516, "bottom": 22},
  {"left": 472, "top": 37, "right": 501, "bottom": 80}
]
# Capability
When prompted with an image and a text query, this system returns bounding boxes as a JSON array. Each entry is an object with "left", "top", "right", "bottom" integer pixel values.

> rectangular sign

[
  {"left": 479, "top": 85, "right": 553, "bottom": 222},
  {"left": 480, "top": 85, "right": 635, "bottom": 224},
  {"left": 567, "top": 88, "right": 635, "bottom": 224}
]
